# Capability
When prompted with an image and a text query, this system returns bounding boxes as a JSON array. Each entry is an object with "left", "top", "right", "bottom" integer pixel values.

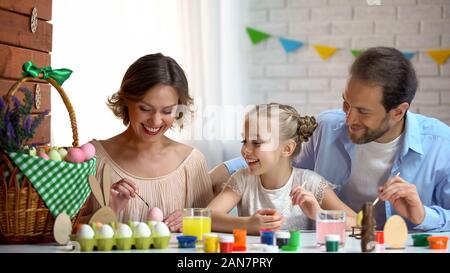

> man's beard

[{"left": 348, "top": 116, "right": 390, "bottom": 144}]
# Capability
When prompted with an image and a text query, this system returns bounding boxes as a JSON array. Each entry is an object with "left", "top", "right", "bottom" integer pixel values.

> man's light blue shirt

[{"left": 225, "top": 110, "right": 450, "bottom": 232}]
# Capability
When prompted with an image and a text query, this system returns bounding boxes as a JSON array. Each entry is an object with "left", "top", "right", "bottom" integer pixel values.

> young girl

[
  {"left": 208, "top": 103, "right": 356, "bottom": 235},
  {"left": 82, "top": 53, "right": 214, "bottom": 231}
]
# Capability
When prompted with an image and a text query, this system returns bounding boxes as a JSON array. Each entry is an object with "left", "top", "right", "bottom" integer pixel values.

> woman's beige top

[{"left": 89, "top": 139, "right": 214, "bottom": 222}]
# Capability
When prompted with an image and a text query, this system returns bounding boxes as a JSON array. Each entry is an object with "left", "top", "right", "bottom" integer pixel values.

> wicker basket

[{"left": 0, "top": 73, "right": 86, "bottom": 244}]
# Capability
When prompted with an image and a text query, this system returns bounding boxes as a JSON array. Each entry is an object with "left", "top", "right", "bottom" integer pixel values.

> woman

[{"left": 83, "top": 53, "right": 214, "bottom": 232}]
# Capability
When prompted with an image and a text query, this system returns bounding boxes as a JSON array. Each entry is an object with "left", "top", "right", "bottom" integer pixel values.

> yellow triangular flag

[
  {"left": 427, "top": 49, "right": 450, "bottom": 65},
  {"left": 313, "top": 44, "right": 338, "bottom": 60}
]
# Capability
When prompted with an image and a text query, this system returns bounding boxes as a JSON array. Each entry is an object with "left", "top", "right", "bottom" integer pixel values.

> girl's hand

[
  {"left": 290, "top": 186, "right": 321, "bottom": 220},
  {"left": 109, "top": 179, "right": 137, "bottom": 214},
  {"left": 163, "top": 210, "right": 183, "bottom": 232},
  {"left": 247, "top": 209, "right": 285, "bottom": 233}
]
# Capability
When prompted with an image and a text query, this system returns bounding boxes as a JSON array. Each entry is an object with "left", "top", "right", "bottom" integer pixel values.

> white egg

[
  {"left": 154, "top": 222, "right": 170, "bottom": 236},
  {"left": 116, "top": 223, "right": 133, "bottom": 238},
  {"left": 77, "top": 224, "right": 95, "bottom": 239},
  {"left": 134, "top": 223, "right": 151, "bottom": 237},
  {"left": 148, "top": 221, "right": 158, "bottom": 228},
  {"left": 98, "top": 224, "right": 114, "bottom": 239},
  {"left": 131, "top": 221, "right": 140, "bottom": 228}
]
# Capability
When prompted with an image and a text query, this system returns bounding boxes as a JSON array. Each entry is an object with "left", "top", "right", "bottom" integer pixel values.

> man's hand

[{"left": 379, "top": 176, "right": 425, "bottom": 225}]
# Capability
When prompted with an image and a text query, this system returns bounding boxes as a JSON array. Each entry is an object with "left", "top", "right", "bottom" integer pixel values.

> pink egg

[
  {"left": 66, "top": 147, "right": 85, "bottom": 163},
  {"left": 37, "top": 151, "right": 49, "bottom": 160},
  {"left": 148, "top": 207, "right": 164, "bottom": 222},
  {"left": 80, "top": 142, "right": 96, "bottom": 160}
]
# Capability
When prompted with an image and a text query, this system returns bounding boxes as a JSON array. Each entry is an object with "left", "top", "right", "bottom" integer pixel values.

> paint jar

[
  {"left": 182, "top": 208, "right": 211, "bottom": 242},
  {"left": 204, "top": 233, "right": 219, "bottom": 253},
  {"left": 260, "top": 230, "right": 275, "bottom": 245},
  {"left": 427, "top": 236, "right": 448, "bottom": 250},
  {"left": 412, "top": 234, "right": 431, "bottom": 247},
  {"left": 219, "top": 235, "right": 234, "bottom": 253},
  {"left": 281, "top": 230, "right": 301, "bottom": 251},
  {"left": 275, "top": 231, "right": 290, "bottom": 247},
  {"left": 376, "top": 231, "right": 384, "bottom": 244},
  {"left": 316, "top": 210, "right": 346, "bottom": 246},
  {"left": 233, "top": 229, "right": 247, "bottom": 251},
  {"left": 177, "top": 235, "right": 197, "bottom": 248},
  {"left": 325, "top": 234, "right": 340, "bottom": 252}
]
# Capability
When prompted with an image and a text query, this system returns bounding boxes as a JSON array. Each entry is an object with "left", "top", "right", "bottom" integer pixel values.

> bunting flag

[
  {"left": 402, "top": 51, "right": 416, "bottom": 60},
  {"left": 245, "top": 26, "right": 450, "bottom": 65},
  {"left": 278, "top": 38, "right": 304, "bottom": 53},
  {"left": 246, "top": 27, "right": 271, "bottom": 45},
  {"left": 427, "top": 49, "right": 450, "bottom": 65},
  {"left": 313, "top": 44, "right": 338, "bottom": 60},
  {"left": 351, "top": 49, "right": 364, "bottom": 58}
]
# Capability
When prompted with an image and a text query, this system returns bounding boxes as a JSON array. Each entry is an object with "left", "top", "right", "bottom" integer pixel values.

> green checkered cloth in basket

[{"left": 7, "top": 152, "right": 96, "bottom": 218}]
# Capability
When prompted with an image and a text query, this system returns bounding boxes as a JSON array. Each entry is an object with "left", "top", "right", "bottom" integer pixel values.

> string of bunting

[{"left": 246, "top": 27, "right": 450, "bottom": 65}]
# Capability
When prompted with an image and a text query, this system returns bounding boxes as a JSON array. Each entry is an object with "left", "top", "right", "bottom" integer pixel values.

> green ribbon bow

[{"left": 22, "top": 61, "right": 72, "bottom": 86}]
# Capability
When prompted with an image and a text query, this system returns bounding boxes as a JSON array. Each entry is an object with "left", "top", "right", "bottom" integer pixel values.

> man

[{"left": 215, "top": 47, "right": 450, "bottom": 231}]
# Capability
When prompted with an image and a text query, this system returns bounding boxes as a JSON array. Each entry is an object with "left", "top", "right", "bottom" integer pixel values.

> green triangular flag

[
  {"left": 351, "top": 49, "right": 364, "bottom": 58},
  {"left": 246, "top": 27, "right": 271, "bottom": 45}
]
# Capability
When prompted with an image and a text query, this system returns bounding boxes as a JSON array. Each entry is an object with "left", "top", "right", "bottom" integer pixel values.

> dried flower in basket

[{"left": 0, "top": 87, "right": 49, "bottom": 152}]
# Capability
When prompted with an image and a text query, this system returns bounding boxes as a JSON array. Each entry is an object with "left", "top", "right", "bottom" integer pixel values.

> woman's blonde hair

[{"left": 248, "top": 103, "right": 317, "bottom": 158}]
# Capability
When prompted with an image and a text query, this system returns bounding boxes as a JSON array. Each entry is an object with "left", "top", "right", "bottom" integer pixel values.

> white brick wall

[{"left": 246, "top": 0, "right": 450, "bottom": 124}]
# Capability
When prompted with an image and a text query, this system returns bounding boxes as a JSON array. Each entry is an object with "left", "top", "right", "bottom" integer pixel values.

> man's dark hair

[{"left": 350, "top": 47, "right": 418, "bottom": 112}]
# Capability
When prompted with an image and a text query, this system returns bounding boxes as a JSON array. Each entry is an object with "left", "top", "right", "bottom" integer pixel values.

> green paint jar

[
  {"left": 325, "top": 234, "right": 340, "bottom": 252},
  {"left": 281, "top": 230, "right": 300, "bottom": 251},
  {"left": 412, "top": 234, "right": 431, "bottom": 247}
]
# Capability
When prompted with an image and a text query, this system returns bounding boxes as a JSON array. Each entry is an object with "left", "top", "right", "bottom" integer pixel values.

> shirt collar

[
  {"left": 402, "top": 111, "right": 423, "bottom": 156},
  {"left": 335, "top": 111, "right": 423, "bottom": 157}
]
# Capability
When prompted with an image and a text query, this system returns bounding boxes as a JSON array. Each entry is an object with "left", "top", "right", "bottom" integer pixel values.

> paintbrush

[
  {"left": 372, "top": 172, "right": 401, "bottom": 207},
  {"left": 135, "top": 191, "right": 149, "bottom": 208},
  {"left": 280, "top": 198, "right": 292, "bottom": 214},
  {"left": 110, "top": 166, "right": 150, "bottom": 208}
]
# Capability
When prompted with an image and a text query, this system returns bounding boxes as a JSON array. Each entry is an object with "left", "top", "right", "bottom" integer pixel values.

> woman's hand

[
  {"left": 246, "top": 209, "right": 284, "bottom": 234},
  {"left": 109, "top": 179, "right": 137, "bottom": 214},
  {"left": 164, "top": 210, "right": 183, "bottom": 232},
  {"left": 291, "top": 186, "right": 321, "bottom": 220}
]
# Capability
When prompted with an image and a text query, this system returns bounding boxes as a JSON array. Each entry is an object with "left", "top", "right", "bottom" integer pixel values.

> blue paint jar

[
  {"left": 260, "top": 230, "right": 275, "bottom": 245},
  {"left": 177, "top": 235, "right": 197, "bottom": 248}
]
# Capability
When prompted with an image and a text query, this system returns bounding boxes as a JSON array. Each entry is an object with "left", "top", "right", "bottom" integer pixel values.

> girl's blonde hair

[{"left": 248, "top": 103, "right": 317, "bottom": 158}]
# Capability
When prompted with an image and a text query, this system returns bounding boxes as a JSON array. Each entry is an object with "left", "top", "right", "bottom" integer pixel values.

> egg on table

[
  {"left": 148, "top": 207, "right": 164, "bottom": 222},
  {"left": 116, "top": 223, "right": 133, "bottom": 238},
  {"left": 134, "top": 222, "right": 151, "bottom": 238},
  {"left": 154, "top": 222, "right": 170, "bottom": 237},
  {"left": 98, "top": 224, "right": 114, "bottom": 239},
  {"left": 76, "top": 224, "right": 95, "bottom": 239}
]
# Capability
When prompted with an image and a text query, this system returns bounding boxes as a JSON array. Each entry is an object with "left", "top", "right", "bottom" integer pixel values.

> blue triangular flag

[
  {"left": 402, "top": 51, "right": 416, "bottom": 60},
  {"left": 278, "top": 38, "right": 304, "bottom": 53}
]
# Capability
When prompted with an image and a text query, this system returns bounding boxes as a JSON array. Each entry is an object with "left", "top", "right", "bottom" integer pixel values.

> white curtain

[{"left": 173, "top": 0, "right": 248, "bottom": 169}]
